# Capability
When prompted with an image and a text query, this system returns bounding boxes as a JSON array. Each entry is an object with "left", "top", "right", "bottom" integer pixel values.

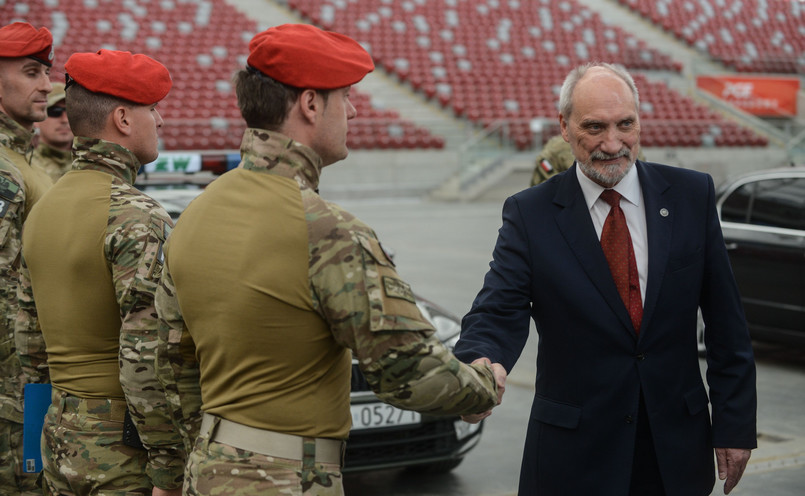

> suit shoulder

[
  {"left": 513, "top": 169, "right": 568, "bottom": 203},
  {"left": 641, "top": 161, "right": 711, "bottom": 184}
]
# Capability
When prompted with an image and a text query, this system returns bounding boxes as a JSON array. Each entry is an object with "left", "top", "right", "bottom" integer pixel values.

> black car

[
  {"left": 716, "top": 166, "right": 805, "bottom": 346},
  {"left": 140, "top": 160, "right": 484, "bottom": 474}
]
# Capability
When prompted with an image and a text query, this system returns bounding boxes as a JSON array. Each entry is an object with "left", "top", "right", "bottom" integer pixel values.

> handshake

[{"left": 462, "top": 357, "right": 507, "bottom": 424}]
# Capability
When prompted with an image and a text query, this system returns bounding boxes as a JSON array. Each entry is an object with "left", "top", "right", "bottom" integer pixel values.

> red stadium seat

[
  {"left": 2, "top": 0, "right": 771, "bottom": 150},
  {"left": 1, "top": 0, "right": 445, "bottom": 151},
  {"left": 618, "top": 0, "right": 802, "bottom": 73}
]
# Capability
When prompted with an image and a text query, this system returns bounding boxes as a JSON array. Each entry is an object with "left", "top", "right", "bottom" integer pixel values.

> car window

[
  {"left": 721, "top": 182, "right": 753, "bottom": 224},
  {"left": 722, "top": 177, "right": 805, "bottom": 231}
]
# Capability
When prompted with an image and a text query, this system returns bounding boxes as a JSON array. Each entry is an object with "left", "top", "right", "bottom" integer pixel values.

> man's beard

[{"left": 577, "top": 148, "right": 633, "bottom": 187}]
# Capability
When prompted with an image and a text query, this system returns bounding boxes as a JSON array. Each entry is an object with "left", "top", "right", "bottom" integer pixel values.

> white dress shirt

[{"left": 575, "top": 164, "right": 648, "bottom": 303}]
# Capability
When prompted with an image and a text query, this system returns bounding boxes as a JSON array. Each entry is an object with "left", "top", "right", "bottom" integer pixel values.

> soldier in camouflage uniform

[
  {"left": 154, "top": 24, "right": 504, "bottom": 496},
  {"left": 530, "top": 134, "right": 576, "bottom": 186},
  {"left": 33, "top": 82, "right": 73, "bottom": 182},
  {"left": 0, "top": 21, "right": 55, "bottom": 494},
  {"left": 15, "top": 50, "right": 183, "bottom": 495}
]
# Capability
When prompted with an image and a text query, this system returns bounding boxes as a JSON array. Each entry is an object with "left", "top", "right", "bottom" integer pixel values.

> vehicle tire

[{"left": 407, "top": 457, "right": 464, "bottom": 474}]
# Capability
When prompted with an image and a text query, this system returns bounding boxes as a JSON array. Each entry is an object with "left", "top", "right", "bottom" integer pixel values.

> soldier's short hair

[
  {"left": 558, "top": 62, "right": 640, "bottom": 119},
  {"left": 234, "top": 68, "right": 331, "bottom": 132},
  {"left": 65, "top": 84, "right": 135, "bottom": 136}
]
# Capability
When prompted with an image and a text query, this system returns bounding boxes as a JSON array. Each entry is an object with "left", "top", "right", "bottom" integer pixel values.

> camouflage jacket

[
  {"left": 0, "top": 112, "right": 35, "bottom": 166},
  {"left": 0, "top": 111, "right": 40, "bottom": 423},
  {"left": 32, "top": 143, "right": 72, "bottom": 182},
  {"left": 16, "top": 137, "right": 183, "bottom": 489},
  {"left": 155, "top": 129, "right": 498, "bottom": 447},
  {"left": 0, "top": 112, "right": 52, "bottom": 216},
  {"left": 0, "top": 158, "right": 25, "bottom": 423},
  {"left": 530, "top": 135, "right": 576, "bottom": 187}
]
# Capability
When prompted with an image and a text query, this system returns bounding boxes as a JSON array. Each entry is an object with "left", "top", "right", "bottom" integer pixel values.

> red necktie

[{"left": 600, "top": 190, "right": 642, "bottom": 334}]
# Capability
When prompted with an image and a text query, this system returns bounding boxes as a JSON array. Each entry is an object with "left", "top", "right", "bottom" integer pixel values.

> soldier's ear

[
  {"left": 110, "top": 105, "right": 133, "bottom": 136},
  {"left": 299, "top": 89, "right": 319, "bottom": 124}
]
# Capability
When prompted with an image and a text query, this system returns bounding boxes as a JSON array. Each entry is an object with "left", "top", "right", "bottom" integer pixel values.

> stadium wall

[{"left": 319, "top": 145, "right": 790, "bottom": 202}]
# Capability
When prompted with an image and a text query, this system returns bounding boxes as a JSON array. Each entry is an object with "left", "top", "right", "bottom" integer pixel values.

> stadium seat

[
  {"left": 618, "top": 0, "right": 803, "bottom": 74},
  {"left": 282, "top": 0, "right": 766, "bottom": 149},
  {"left": 3, "top": 0, "right": 770, "bottom": 150},
  {"left": 2, "top": 0, "right": 445, "bottom": 151}
]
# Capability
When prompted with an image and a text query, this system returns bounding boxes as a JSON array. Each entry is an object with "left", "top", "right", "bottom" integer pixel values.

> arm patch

[
  {"left": 383, "top": 276, "right": 415, "bottom": 303},
  {"left": 0, "top": 175, "right": 20, "bottom": 202},
  {"left": 0, "top": 175, "right": 21, "bottom": 217}
]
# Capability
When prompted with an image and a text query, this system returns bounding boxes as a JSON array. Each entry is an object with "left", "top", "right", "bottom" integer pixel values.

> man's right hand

[{"left": 462, "top": 357, "right": 507, "bottom": 424}]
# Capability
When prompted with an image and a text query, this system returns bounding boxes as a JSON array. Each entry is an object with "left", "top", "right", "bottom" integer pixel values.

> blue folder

[{"left": 22, "top": 383, "right": 51, "bottom": 473}]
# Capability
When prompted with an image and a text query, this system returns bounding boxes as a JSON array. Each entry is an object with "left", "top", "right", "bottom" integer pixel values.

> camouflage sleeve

[
  {"left": 154, "top": 259, "right": 202, "bottom": 454},
  {"left": 14, "top": 258, "right": 49, "bottom": 385},
  {"left": 530, "top": 152, "right": 548, "bottom": 186},
  {"left": 1, "top": 170, "right": 24, "bottom": 345},
  {"left": 3, "top": 170, "right": 38, "bottom": 423},
  {"left": 308, "top": 202, "right": 498, "bottom": 416},
  {"left": 3, "top": 169, "right": 48, "bottom": 387},
  {"left": 107, "top": 194, "right": 183, "bottom": 490}
]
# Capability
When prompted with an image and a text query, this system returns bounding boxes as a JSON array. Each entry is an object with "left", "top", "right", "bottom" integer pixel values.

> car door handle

[{"left": 725, "top": 242, "right": 738, "bottom": 250}]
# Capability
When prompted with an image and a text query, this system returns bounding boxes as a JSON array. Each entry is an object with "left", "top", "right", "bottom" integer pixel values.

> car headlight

[
  {"left": 416, "top": 298, "right": 462, "bottom": 350},
  {"left": 454, "top": 418, "right": 482, "bottom": 440}
]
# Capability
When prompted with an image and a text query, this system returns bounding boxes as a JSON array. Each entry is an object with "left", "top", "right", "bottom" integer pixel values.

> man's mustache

[{"left": 590, "top": 148, "right": 631, "bottom": 162}]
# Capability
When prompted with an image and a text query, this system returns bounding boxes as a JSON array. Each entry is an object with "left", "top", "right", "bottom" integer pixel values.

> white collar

[{"left": 576, "top": 162, "right": 641, "bottom": 211}]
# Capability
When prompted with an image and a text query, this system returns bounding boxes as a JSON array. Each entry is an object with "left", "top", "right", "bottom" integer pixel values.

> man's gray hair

[{"left": 558, "top": 62, "right": 640, "bottom": 119}]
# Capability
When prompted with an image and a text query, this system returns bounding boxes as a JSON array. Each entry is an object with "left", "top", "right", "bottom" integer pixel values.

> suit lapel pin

[{"left": 660, "top": 208, "right": 669, "bottom": 217}]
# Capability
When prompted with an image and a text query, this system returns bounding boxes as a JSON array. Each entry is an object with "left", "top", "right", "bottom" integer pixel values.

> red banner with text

[{"left": 696, "top": 76, "right": 799, "bottom": 117}]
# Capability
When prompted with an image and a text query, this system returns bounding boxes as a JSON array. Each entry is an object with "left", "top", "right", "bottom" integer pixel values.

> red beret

[
  {"left": 64, "top": 49, "right": 172, "bottom": 105},
  {"left": 247, "top": 24, "right": 374, "bottom": 90},
  {"left": 0, "top": 22, "right": 54, "bottom": 66}
]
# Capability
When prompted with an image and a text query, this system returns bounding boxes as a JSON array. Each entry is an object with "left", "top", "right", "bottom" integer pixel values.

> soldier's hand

[{"left": 461, "top": 357, "right": 507, "bottom": 424}]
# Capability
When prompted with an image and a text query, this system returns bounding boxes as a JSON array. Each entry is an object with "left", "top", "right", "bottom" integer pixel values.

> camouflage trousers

[
  {"left": 41, "top": 390, "right": 150, "bottom": 495},
  {"left": 0, "top": 417, "right": 39, "bottom": 495},
  {"left": 186, "top": 417, "right": 344, "bottom": 496}
]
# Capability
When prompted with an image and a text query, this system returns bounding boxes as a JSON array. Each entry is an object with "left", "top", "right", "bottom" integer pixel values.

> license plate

[{"left": 350, "top": 402, "right": 421, "bottom": 430}]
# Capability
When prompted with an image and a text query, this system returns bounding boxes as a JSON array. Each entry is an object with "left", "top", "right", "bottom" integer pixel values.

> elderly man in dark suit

[{"left": 455, "top": 62, "right": 757, "bottom": 496}]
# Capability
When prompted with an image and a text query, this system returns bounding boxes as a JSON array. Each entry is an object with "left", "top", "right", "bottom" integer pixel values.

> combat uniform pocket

[{"left": 355, "top": 232, "right": 432, "bottom": 333}]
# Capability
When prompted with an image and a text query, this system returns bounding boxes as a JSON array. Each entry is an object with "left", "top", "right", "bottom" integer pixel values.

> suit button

[
  {"left": 625, "top": 415, "right": 633, "bottom": 424},
  {"left": 636, "top": 353, "right": 646, "bottom": 361}
]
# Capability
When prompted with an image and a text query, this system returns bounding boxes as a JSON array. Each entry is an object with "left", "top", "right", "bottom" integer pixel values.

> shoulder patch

[
  {"left": 382, "top": 276, "right": 415, "bottom": 303},
  {"left": 0, "top": 175, "right": 21, "bottom": 202}
]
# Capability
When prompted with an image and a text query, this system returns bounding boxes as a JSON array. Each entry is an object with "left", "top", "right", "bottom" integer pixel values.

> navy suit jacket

[{"left": 455, "top": 162, "right": 757, "bottom": 496}]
